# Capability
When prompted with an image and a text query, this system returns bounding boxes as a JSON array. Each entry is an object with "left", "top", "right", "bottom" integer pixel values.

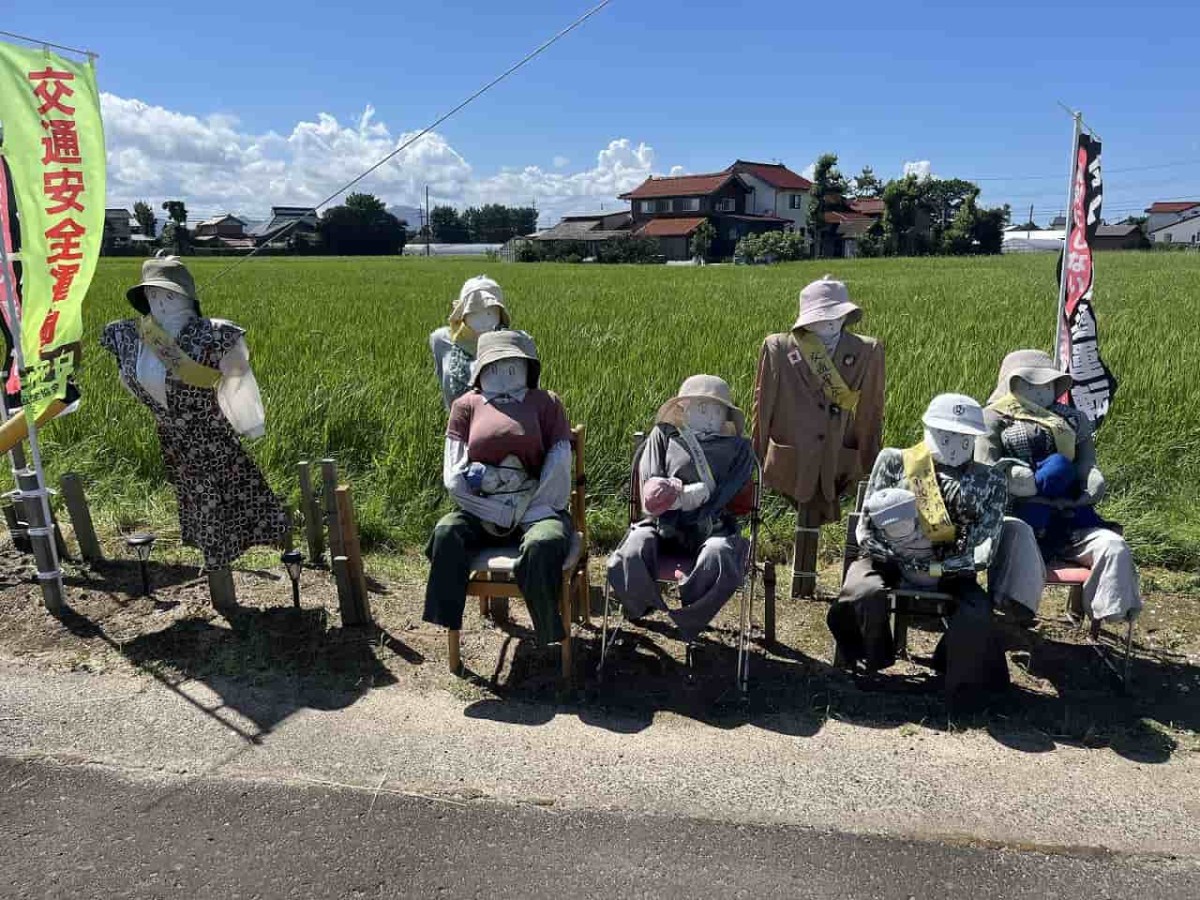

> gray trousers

[
  {"left": 606, "top": 523, "right": 748, "bottom": 643},
  {"left": 988, "top": 519, "right": 1140, "bottom": 621},
  {"left": 989, "top": 517, "right": 1046, "bottom": 614}
]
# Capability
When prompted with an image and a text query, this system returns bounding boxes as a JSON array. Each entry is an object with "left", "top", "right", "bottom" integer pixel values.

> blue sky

[{"left": 6, "top": 0, "right": 1200, "bottom": 224}]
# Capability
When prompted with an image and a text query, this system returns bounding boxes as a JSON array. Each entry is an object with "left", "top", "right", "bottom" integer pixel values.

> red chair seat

[
  {"left": 1046, "top": 562, "right": 1091, "bottom": 585},
  {"left": 656, "top": 553, "right": 694, "bottom": 583}
]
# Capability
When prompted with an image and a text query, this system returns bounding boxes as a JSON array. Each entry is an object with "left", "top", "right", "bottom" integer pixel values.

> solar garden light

[
  {"left": 281, "top": 550, "right": 304, "bottom": 609},
  {"left": 126, "top": 532, "right": 156, "bottom": 597}
]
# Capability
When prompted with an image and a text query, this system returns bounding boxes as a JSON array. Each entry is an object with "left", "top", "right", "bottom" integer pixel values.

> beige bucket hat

[
  {"left": 450, "top": 275, "right": 510, "bottom": 328},
  {"left": 126, "top": 253, "right": 201, "bottom": 315},
  {"left": 987, "top": 349, "right": 1071, "bottom": 404},
  {"left": 793, "top": 274, "right": 862, "bottom": 330},
  {"left": 469, "top": 329, "right": 540, "bottom": 389},
  {"left": 655, "top": 374, "right": 745, "bottom": 436}
]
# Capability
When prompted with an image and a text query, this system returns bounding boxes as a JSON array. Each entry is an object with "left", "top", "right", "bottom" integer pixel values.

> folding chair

[
  {"left": 448, "top": 425, "right": 590, "bottom": 681},
  {"left": 836, "top": 481, "right": 954, "bottom": 665},
  {"left": 1046, "top": 561, "right": 1135, "bottom": 688},
  {"left": 597, "top": 431, "right": 762, "bottom": 693}
]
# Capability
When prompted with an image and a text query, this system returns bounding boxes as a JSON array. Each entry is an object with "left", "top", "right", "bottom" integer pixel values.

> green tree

[
  {"left": 160, "top": 200, "right": 189, "bottom": 254},
  {"left": 161, "top": 200, "right": 187, "bottom": 227},
  {"left": 807, "top": 153, "right": 848, "bottom": 258},
  {"left": 690, "top": 220, "right": 715, "bottom": 261},
  {"left": 318, "top": 192, "right": 407, "bottom": 255},
  {"left": 429, "top": 205, "right": 467, "bottom": 242},
  {"left": 851, "top": 165, "right": 882, "bottom": 199},
  {"left": 133, "top": 200, "right": 157, "bottom": 240}
]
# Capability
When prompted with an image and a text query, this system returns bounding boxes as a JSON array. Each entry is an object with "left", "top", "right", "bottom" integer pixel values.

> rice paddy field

[{"left": 19, "top": 252, "right": 1200, "bottom": 569}]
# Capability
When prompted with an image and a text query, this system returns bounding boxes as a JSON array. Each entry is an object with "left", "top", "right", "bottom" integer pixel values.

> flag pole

[
  {"left": 0, "top": 230, "right": 63, "bottom": 613},
  {"left": 1054, "top": 109, "right": 1082, "bottom": 370}
]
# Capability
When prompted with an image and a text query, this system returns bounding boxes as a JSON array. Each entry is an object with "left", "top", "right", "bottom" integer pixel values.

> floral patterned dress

[{"left": 101, "top": 317, "right": 289, "bottom": 568}]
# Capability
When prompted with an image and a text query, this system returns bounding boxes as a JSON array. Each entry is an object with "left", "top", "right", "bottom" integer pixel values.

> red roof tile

[
  {"left": 1146, "top": 201, "right": 1200, "bottom": 214},
  {"left": 635, "top": 216, "right": 708, "bottom": 237},
  {"left": 726, "top": 160, "right": 813, "bottom": 191},
  {"left": 848, "top": 198, "right": 884, "bottom": 216},
  {"left": 823, "top": 210, "right": 874, "bottom": 225},
  {"left": 620, "top": 173, "right": 742, "bottom": 200}
]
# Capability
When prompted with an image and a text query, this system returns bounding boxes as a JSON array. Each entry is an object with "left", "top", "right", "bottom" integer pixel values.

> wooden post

[
  {"left": 207, "top": 567, "right": 237, "bottom": 611},
  {"left": 332, "top": 555, "right": 363, "bottom": 626},
  {"left": 791, "top": 505, "right": 820, "bottom": 600},
  {"left": 447, "top": 630, "right": 461, "bottom": 673},
  {"left": 60, "top": 473, "right": 103, "bottom": 564},
  {"left": 763, "top": 561, "right": 777, "bottom": 645},
  {"left": 334, "top": 484, "right": 371, "bottom": 626},
  {"left": 297, "top": 461, "right": 325, "bottom": 565},
  {"left": 320, "top": 459, "right": 344, "bottom": 560}
]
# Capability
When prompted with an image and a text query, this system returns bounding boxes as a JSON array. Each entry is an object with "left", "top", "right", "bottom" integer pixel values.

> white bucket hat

[
  {"left": 987, "top": 349, "right": 1071, "bottom": 404},
  {"left": 655, "top": 374, "right": 745, "bottom": 436},
  {"left": 922, "top": 393, "right": 988, "bottom": 436},
  {"left": 468, "top": 330, "right": 540, "bottom": 388},
  {"left": 863, "top": 487, "right": 918, "bottom": 528},
  {"left": 450, "top": 275, "right": 510, "bottom": 328},
  {"left": 793, "top": 275, "right": 862, "bottom": 330}
]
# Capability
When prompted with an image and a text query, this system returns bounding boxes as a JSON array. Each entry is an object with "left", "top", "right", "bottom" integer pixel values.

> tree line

[
  {"left": 426, "top": 204, "right": 538, "bottom": 244},
  {"left": 807, "top": 154, "right": 1010, "bottom": 257}
]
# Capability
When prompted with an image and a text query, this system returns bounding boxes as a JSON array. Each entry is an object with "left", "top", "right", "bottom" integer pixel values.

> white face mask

[
  {"left": 464, "top": 307, "right": 501, "bottom": 334},
  {"left": 145, "top": 285, "right": 195, "bottom": 335},
  {"left": 924, "top": 426, "right": 974, "bottom": 468},
  {"left": 684, "top": 398, "right": 727, "bottom": 435},
  {"left": 806, "top": 315, "right": 846, "bottom": 342},
  {"left": 1013, "top": 377, "right": 1057, "bottom": 409},
  {"left": 881, "top": 517, "right": 917, "bottom": 540},
  {"left": 480, "top": 358, "right": 527, "bottom": 396}
]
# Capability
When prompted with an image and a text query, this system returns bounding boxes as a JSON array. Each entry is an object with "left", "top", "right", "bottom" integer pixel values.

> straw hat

[
  {"left": 469, "top": 330, "right": 540, "bottom": 388},
  {"left": 450, "top": 275, "right": 509, "bottom": 328},
  {"left": 987, "top": 349, "right": 1071, "bottom": 404},
  {"left": 655, "top": 374, "right": 745, "bottom": 436},
  {"left": 126, "top": 253, "right": 201, "bottom": 315},
  {"left": 922, "top": 393, "right": 988, "bottom": 436},
  {"left": 793, "top": 275, "right": 862, "bottom": 330}
]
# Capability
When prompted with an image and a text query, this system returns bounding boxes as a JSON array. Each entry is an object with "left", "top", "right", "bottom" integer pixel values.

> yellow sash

[
  {"left": 448, "top": 320, "right": 480, "bottom": 353},
  {"left": 137, "top": 317, "right": 222, "bottom": 389},
  {"left": 901, "top": 442, "right": 957, "bottom": 544},
  {"left": 792, "top": 332, "right": 860, "bottom": 415},
  {"left": 988, "top": 393, "right": 1076, "bottom": 461}
]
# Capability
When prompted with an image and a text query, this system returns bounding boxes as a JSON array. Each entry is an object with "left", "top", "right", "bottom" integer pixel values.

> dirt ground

[{"left": 2, "top": 537, "right": 1198, "bottom": 761}]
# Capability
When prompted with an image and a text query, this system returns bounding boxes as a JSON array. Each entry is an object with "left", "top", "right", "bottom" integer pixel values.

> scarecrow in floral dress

[{"left": 100, "top": 255, "right": 288, "bottom": 568}]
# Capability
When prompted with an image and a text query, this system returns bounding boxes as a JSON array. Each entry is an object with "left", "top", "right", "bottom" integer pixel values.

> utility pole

[
  {"left": 425, "top": 185, "right": 431, "bottom": 256},
  {"left": 1028, "top": 203, "right": 1034, "bottom": 237}
]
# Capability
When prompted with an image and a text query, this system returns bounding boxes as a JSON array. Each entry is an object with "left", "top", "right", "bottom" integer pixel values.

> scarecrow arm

[{"left": 0, "top": 400, "right": 68, "bottom": 455}]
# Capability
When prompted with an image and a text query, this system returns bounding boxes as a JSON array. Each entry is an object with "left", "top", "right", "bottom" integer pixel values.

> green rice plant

[{"left": 11, "top": 251, "right": 1199, "bottom": 568}]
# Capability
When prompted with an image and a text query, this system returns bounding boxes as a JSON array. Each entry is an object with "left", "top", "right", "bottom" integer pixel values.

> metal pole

[
  {"left": 0, "top": 221, "right": 63, "bottom": 612},
  {"left": 1054, "top": 111, "right": 1082, "bottom": 370},
  {"left": 425, "top": 185, "right": 431, "bottom": 257}
]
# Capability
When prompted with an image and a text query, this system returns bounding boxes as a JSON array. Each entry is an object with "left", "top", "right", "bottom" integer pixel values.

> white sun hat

[{"left": 921, "top": 393, "right": 988, "bottom": 436}]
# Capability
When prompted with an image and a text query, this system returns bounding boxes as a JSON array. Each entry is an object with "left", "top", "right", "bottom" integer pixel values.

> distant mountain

[{"left": 388, "top": 205, "right": 424, "bottom": 229}]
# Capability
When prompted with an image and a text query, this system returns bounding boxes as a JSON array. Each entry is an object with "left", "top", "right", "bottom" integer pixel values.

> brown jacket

[{"left": 752, "top": 330, "right": 885, "bottom": 519}]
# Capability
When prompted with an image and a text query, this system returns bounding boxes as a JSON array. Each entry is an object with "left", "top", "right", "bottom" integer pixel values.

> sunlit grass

[{"left": 15, "top": 252, "right": 1200, "bottom": 568}]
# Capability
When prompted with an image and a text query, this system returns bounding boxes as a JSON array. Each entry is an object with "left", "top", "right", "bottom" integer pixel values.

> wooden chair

[
  {"left": 598, "top": 431, "right": 762, "bottom": 693},
  {"left": 1046, "top": 561, "right": 1135, "bottom": 688},
  {"left": 838, "top": 482, "right": 953, "bottom": 664},
  {"left": 448, "top": 425, "right": 590, "bottom": 681}
]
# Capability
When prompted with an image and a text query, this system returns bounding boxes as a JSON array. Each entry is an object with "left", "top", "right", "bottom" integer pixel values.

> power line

[
  {"left": 203, "top": 0, "right": 615, "bottom": 285},
  {"left": 971, "top": 157, "right": 1200, "bottom": 183}
]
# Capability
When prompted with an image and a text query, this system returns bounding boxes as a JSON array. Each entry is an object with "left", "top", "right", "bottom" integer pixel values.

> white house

[
  {"left": 724, "top": 160, "right": 813, "bottom": 236},
  {"left": 1145, "top": 200, "right": 1200, "bottom": 235},
  {"left": 1149, "top": 211, "right": 1200, "bottom": 246}
]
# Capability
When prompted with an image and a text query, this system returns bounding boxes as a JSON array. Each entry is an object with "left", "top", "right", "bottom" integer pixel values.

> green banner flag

[{"left": 0, "top": 41, "right": 105, "bottom": 420}]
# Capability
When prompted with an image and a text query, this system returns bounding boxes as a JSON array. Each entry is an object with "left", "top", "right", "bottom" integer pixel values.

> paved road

[{"left": 3, "top": 758, "right": 1196, "bottom": 900}]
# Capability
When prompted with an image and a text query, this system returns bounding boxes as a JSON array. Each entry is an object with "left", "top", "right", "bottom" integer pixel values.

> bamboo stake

[
  {"left": 297, "top": 461, "right": 325, "bottom": 565},
  {"left": 335, "top": 484, "right": 371, "bottom": 626},
  {"left": 320, "top": 459, "right": 344, "bottom": 560}
]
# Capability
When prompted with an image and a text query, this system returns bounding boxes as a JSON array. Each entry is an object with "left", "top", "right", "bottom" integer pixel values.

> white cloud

[
  {"left": 100, "top": 93, "right": 669, "bottom": 226},
  {"left": 800, "top": 163, "right": 816, "bottom": 181},
  {"left": 902, "top": 160, "right": 933, "bottom": 180}
]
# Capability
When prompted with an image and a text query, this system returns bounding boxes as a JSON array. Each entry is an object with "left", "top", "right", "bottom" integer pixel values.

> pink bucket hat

[{"left": 793, "top": 275, "right": 862, "bottom": 330}]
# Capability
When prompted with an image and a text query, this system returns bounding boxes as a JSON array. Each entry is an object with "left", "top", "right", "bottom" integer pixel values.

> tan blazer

[{"left": 752, "top": 330, "right": 885, "bottom": 520}]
